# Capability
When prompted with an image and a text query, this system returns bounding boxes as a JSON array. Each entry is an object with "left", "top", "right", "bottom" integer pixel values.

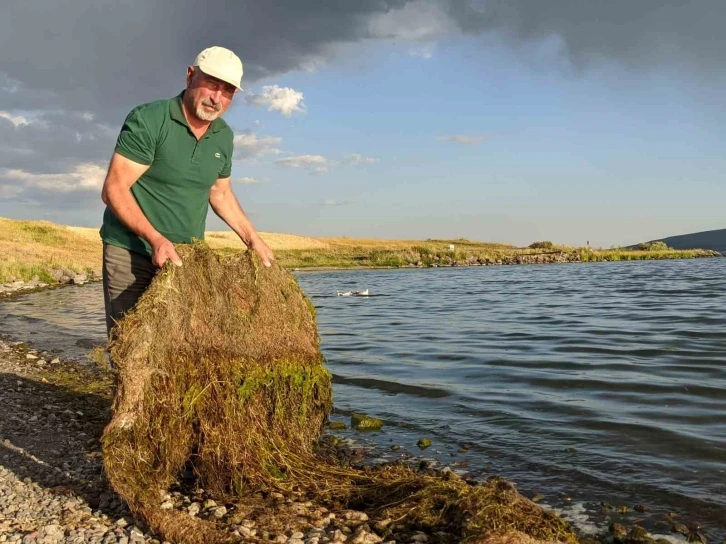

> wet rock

[
  {"left": 687, "top": 532, "right": 707, "bottom": 544},
  {"left": 673, "top": 523, "right": 690, "bottom": 536},
  {"left": 350, "top": 414, "right": 383, "bottom": 431},
  {"left": 609, "top": 522, "right": 627, "bottom": 541},
  {"left": 417, "top": 438, "right": 432, "bottom": 449},
  {"left": 328, "top": 421, "right": 347, "bottom": 430},
  {"left": 634, "top": 504, "right": 649, "bottom": 513},
  {"left": 626, "top": 525, "right": 650, "bottom": 543},
  {"left": 531, "top": 494, "right": 544, "bottom": 503}
]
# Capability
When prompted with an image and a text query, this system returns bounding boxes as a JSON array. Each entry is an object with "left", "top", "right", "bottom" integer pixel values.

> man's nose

[{"left": 210, "top": 88, "right": 223, "bottom": 103}]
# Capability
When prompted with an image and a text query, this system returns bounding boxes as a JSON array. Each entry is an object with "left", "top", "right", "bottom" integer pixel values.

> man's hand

[
  {"left": 250, "top": 235, "right": 274, "bottom": 267},
  {"left": 150, "top": 235, "right": 183, "bottom": 268}
]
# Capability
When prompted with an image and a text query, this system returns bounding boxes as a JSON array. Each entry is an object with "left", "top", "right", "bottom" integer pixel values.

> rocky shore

[
  {"left": 0, "top": 340, "right": 435, "bottom": 544},
  {"left": 0, "top": 269, "right": 101, "bottom": 298},
  {"left": 0, "top": 281, "right": 721, "bottom": 543}
]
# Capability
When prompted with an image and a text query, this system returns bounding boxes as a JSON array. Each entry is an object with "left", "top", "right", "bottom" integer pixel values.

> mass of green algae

[{"left": 95, "top": 243, "right": 579, "bottom": 544}]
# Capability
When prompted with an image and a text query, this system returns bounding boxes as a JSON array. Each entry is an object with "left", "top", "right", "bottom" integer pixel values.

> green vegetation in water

[
  {"left": 269, "top": 242, "right": 718, "bottom": 269},
  {"left": 351, "top": 413, "right": 384, "bottom": 430},
  {"left": 417, "top": 438, "right": 432, "bottom": 449}
]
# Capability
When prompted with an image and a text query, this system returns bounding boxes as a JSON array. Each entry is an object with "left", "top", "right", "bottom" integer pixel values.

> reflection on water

[{"left": 1, "top": 259, "right": 725, "bottom": 539}]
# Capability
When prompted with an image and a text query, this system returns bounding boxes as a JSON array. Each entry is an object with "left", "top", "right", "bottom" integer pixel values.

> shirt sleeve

[
  {"left": 114, "top": 108, "right": 156, "bottom": 165},
  {"left": 219, "top": 157, "right": 232, "bottom": 178}
]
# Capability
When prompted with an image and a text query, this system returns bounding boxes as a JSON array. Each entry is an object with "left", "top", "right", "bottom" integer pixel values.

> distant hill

[{"left": 638, "top": 229, "right": 726, "bottom": 255}]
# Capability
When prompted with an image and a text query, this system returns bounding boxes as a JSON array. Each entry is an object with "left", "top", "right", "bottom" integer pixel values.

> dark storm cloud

[
  {"left": 2, "top": 0, "right": 722, "bottom": 119},
  {"left": 0, "top": 112, "right": 115, "bottom": 174},
  {"left": 0, "top": 0, "right": 724, "bottom": 211},
  {"left": 444, "top": 0, "right": 726, "bottom": 72}
]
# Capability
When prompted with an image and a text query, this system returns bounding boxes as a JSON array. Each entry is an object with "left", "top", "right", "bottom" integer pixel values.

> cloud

[
  {"left": 236, "top": 176, "right": 265, "bottom": 185},
  {"left": 0, "top": 163, "right": 105, "bottom": 192},
  {"left": 437, "top": 135, "right": 487, "bottom": 145},
  {"left": 323, "top": 199, "right": 353, "bottom": 206},
  {"left": 368, "top": 1, "right": 455, "bottom": 41},
  {"left": 1, "top": 0, "right": 724, "bottom": 213},
  {"left": 233, "top": 131, "right": 283, "bottom": 160},
  {"left": 0, "top": 111, "right": 28, "bottom": 126},
  {"left": 246, "top": 85, "right": 306, "bottom": 117},
  {"left": 408, "top": 44, "right": 435, "bottom": 59},
  {"left": 341, "top": 153, "right": 379, "bottom": 166},
  {"left": 0, "top": 109, "right": 115, "bottom": 176},
  {"left": 0, "top": 163, "right": 106, "bottom": 209},
  {"left": 273, "top": 153, "right": 377, "bottom": 174},
  {"left": 274, "top": 154, "right": 329, "bottom": 174}
]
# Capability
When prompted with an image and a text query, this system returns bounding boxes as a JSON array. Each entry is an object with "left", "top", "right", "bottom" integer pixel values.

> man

[{"left": 100, "top": 46, "right": 273, "bottom": 336}]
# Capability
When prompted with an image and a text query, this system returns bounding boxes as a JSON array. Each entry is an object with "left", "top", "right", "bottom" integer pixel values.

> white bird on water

[{"left": 337, "top": 289, "right": 369, "bottom": 297}]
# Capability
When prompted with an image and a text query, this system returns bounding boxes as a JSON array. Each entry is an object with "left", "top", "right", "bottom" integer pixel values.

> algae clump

[
  {"left": 102, "top": 243, "right": 578, "bottom": 544},
  {"left": 351, "top": 413, "right": 383, "bottom": 430}
]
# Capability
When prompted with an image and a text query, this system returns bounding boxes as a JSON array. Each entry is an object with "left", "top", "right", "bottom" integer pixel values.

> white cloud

[
  {"left": 341, "top": 153, "right": 379, "bottom": 166},
  {"left": 275, "top": 155, "right": 329, "bottom": 168},
  {"left": 0, "top": 110, "right": 29, "bottom": 126},
  {"left": 246, "top": 85, "right": 306, "bottom": 117},
  {"left": 408, "top": 44, "right": 435, "bottom": 59},
  {"left": 233, "top": 131, "right": 283, "bottom": 159},
  {"left": 0, "top": 163, "right": 106, "bottom": 193},
  {"left": 323, "top": 199, "right": 353, "bottom": 206},
  {"left": 274, "top": 155, "right": 330, "bottom": 175},
  {"left": 437, "top": 134, "right": 487, "bottom": 144},
  {"left": 236, "top": 176, "right": 265, "bottom": 185}
]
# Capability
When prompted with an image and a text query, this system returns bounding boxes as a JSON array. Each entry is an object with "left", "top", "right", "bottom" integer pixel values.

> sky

[{"left": 0, "top": 0, "right": 724, "bottom": 248}]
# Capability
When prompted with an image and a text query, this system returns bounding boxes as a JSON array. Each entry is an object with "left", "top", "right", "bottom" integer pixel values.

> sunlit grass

[{"left": 0, "top": 217, "right": 719, "bottom": 283}]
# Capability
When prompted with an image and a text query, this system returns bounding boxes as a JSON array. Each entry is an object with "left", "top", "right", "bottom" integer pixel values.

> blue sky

[
  {"left": 1, "top": 1, "right": 724, "bottom": 248},
  {"left": 215, "top": 39, "right": 725, "bottom": 247}
]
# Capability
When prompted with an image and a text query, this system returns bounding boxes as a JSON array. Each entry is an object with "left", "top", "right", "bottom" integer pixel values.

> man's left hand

[{"left": 250, "top": 235, "right": 274, "bottom": 268}]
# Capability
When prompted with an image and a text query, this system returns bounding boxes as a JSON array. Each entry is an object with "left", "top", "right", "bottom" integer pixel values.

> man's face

[{"left": 185, "top": 67, "right": 237, "bottom": 122}]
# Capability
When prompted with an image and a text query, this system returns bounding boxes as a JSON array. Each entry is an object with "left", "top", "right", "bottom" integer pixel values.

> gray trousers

[{"left": 102, "top": 243, "right": 157, "bottom": 336}]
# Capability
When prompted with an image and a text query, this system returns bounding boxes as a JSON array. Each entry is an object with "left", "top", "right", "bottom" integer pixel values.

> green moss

[{"left": 351, "top": 413, "right": 383, "bottom": 430}]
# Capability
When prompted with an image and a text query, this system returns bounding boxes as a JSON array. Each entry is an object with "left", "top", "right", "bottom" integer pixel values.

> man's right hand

[{"left": 150, "top": 235, "right": 183, "bottom": 268}]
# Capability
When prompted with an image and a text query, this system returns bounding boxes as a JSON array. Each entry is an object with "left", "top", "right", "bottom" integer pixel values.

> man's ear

[{"left": 186, "top": 66, "right": 195, "bottom": 88}]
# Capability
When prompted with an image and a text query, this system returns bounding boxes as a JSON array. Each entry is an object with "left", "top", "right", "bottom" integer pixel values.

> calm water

[{"left": 1, "top": 259, "right": 725, "bottom": 539}]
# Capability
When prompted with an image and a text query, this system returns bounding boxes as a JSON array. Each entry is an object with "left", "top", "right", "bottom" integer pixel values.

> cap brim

[{"left": 197, "top": 65, "right": 243, "bottom": 91}]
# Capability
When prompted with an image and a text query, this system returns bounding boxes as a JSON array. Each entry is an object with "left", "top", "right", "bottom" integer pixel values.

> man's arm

[
  {"left": 101, "top": 152, "right": 182, "bottom": 267},
  {"left": 208, "top": 176, "right": 274, "bottom": 267}
]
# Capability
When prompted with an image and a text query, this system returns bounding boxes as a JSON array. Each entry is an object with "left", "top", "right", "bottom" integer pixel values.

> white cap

[{"left": 193, "top": 46, "right": 243, "bottom": 90}]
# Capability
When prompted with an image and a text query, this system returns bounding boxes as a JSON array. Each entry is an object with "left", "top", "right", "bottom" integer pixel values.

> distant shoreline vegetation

[{"left": 0, "top": 217, "right": 719, "bottom": 285}]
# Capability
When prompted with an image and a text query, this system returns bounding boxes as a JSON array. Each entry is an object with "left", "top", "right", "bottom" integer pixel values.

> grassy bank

[{"left": 0, "top": 217, "right": 719, "bottom": 283}]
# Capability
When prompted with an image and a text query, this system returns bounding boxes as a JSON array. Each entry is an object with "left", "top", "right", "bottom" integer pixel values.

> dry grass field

[{"left": 0, "top": 217, "right": 718, "bottom": 283}]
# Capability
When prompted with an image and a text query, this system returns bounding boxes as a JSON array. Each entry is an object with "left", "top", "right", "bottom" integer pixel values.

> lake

[{"left": 1, "top": 259, "right": 725, "bottom": 540}]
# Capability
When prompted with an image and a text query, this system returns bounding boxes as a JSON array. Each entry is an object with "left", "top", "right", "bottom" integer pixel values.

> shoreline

[
  {"left": 1, "top": 249, "right": 720, "bottom": 299},
  {"left": 0, "top": 216, "right": 720, "bottom": 285},
  {"left": 0, "top": 338, "right": 576, "bottom": 544},
  {"left": 0, "top": 336, "right": 713, "bottom": 543}
]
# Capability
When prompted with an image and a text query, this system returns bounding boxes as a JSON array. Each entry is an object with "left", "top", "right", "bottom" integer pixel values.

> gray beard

[{"left": 195, "top": 103, "right": 221, "bottom": 122}]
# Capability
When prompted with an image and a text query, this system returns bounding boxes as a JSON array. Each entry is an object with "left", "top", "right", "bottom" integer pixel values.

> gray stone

[{"left": 211, "top": 506, "right": 227, "bottom": 518}]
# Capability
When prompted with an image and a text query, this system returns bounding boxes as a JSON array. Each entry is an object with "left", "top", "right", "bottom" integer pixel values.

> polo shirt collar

[{"left": 170, "top": 91, "right": 229, "bottom": 134}]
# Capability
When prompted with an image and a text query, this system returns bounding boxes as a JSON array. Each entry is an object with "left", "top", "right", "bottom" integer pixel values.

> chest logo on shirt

[{"left": 215, "top": 152, "right": 221, "bottom": 159}]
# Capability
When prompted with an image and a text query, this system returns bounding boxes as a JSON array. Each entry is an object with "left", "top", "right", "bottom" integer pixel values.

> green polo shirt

[{"left": 100, "top": 92, "right": 234, "bottom": 257}]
